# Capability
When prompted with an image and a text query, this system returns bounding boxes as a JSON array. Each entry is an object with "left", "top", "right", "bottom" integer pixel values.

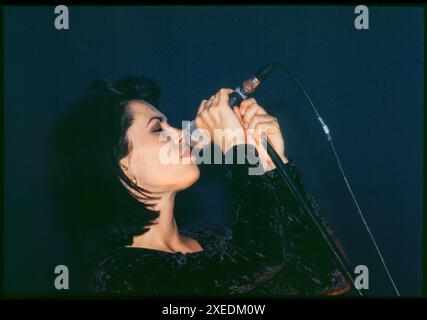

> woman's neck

[{"left": 130, "top": 192, "right": 184, "bottom": 252}]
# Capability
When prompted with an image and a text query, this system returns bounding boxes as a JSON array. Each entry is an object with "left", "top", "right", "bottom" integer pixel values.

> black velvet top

[{"left": 89, "top": 144, "right": 350, "bottom": 296}]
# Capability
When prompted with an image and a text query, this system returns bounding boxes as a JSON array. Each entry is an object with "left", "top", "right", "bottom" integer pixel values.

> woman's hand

[
  {"left": 233, "top": 98, "right": 288, "bottom": 171},
  {"left": 195, "top": 88, "right": 245, "bottom": 154}
]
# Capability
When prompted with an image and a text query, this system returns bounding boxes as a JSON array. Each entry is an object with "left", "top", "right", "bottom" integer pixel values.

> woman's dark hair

[{"left": 51, "top": 76, "right": 162, "bottom": 260}]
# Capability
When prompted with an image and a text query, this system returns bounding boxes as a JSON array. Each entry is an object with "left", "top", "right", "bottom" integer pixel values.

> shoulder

[
  {"left": 181, "top": 227, "right": 233, "bottom": 252},
  {"left": 89, "top": 246, "right": 165, "bottom": 293}
]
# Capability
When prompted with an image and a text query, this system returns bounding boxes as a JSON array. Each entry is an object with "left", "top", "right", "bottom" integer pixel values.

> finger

[
  {"left": 247, "top": 115, "right": 279, "bottom": 135},
  {"left": 217, "top": 88, "right": 233, "bottom": 107},
  {"left": 197, "top": 103, "right": 215, "bottom": 128},
  {"left": 242, "top": 103, "right": 259, "bottom": 127},
  {"left": 233, "top": 106, "right": 244, "bottom": 126},
  {"left": 241, "top": 100, "right": 267, "bottom": 116},
  {"left": 244, "top": 104, "right": 273, "bottom": 127},
  {"left": 254, "top": 104, "right": 267, "bottom": 115},
  {"left": 239, "top": 98, "right": 257, "bottom": 115},
  {"left": 248, "top": 114, "right": 278, "bottom": 130},
  {"left": 255, "top": 119, "right": 280, "bottom": 135},
  {"left": 210, "top": 94, "right": 220, "bottom": 109},
  {"left": 208, "top": 95, "right": 217, "bottom": 105},
  {"left": 195, "top": 113, "right": 213, "bottom": 135},
  {"left": 204, "top": 99, "right": 215, "bottom": 113},
  {"left": 194, "top": 115, "right": 205, "bottom": 131},
  {"left": 197, "top": 100, "right": 207, "bottom": 115}
]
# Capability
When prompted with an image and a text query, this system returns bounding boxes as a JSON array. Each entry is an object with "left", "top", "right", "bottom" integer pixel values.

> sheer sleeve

[{"left": 90, "top": 144, "right": 291, "bottom": 296}]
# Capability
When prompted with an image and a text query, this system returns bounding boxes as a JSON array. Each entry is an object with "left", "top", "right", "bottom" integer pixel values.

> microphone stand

[{"left": 264, "top": 137, "right": 363, "bottom": 296}]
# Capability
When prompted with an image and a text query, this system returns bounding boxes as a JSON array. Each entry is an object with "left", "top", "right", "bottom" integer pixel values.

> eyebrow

[{"left": 146, "top": 115, "right": 167, "bottom": 127}]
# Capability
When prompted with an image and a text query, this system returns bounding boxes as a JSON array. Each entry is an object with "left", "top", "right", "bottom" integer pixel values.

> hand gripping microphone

[{"left": 185, "top": 63, "right": 278, "bottom": 137}]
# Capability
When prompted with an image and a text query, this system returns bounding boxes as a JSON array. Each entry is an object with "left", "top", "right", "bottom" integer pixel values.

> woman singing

[{"left": 52, "top": 76, "right": 351, "bottom": 296}]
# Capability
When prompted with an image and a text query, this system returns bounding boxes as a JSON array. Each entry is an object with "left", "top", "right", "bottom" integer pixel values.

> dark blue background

[{"left": 4, "top": 5, "right": 424, "bottom": 296}]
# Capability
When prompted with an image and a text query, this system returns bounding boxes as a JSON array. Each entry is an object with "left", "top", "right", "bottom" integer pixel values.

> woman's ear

[
  {"left": 119, "top": 158, "right": 138, "bottom": 185},
  {"left": 119, "top": 158, "right": 129, "bottom": 173}
]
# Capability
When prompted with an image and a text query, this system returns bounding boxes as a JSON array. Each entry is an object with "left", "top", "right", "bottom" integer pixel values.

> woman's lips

[{"left": 180, "top": 146, "right": 193, "bottom": 158}]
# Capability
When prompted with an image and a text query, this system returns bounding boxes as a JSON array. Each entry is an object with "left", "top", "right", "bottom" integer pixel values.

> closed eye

[{"left": 152, "top": 120, "right": 165, "bottom": 133}]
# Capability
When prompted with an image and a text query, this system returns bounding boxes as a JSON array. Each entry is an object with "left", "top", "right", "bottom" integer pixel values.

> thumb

[{"left": 233, "top": 106, "right": 244, "bottom": 126}]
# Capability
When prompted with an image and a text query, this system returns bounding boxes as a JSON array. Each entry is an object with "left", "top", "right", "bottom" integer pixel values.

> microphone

[{"left": 185, "top": 63, "right": 278, "bottom": 139}]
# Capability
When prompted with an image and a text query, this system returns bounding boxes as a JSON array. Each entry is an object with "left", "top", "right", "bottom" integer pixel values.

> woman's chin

[{"left": 176, "top": 165, "right": 200, "bottom": 191}]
